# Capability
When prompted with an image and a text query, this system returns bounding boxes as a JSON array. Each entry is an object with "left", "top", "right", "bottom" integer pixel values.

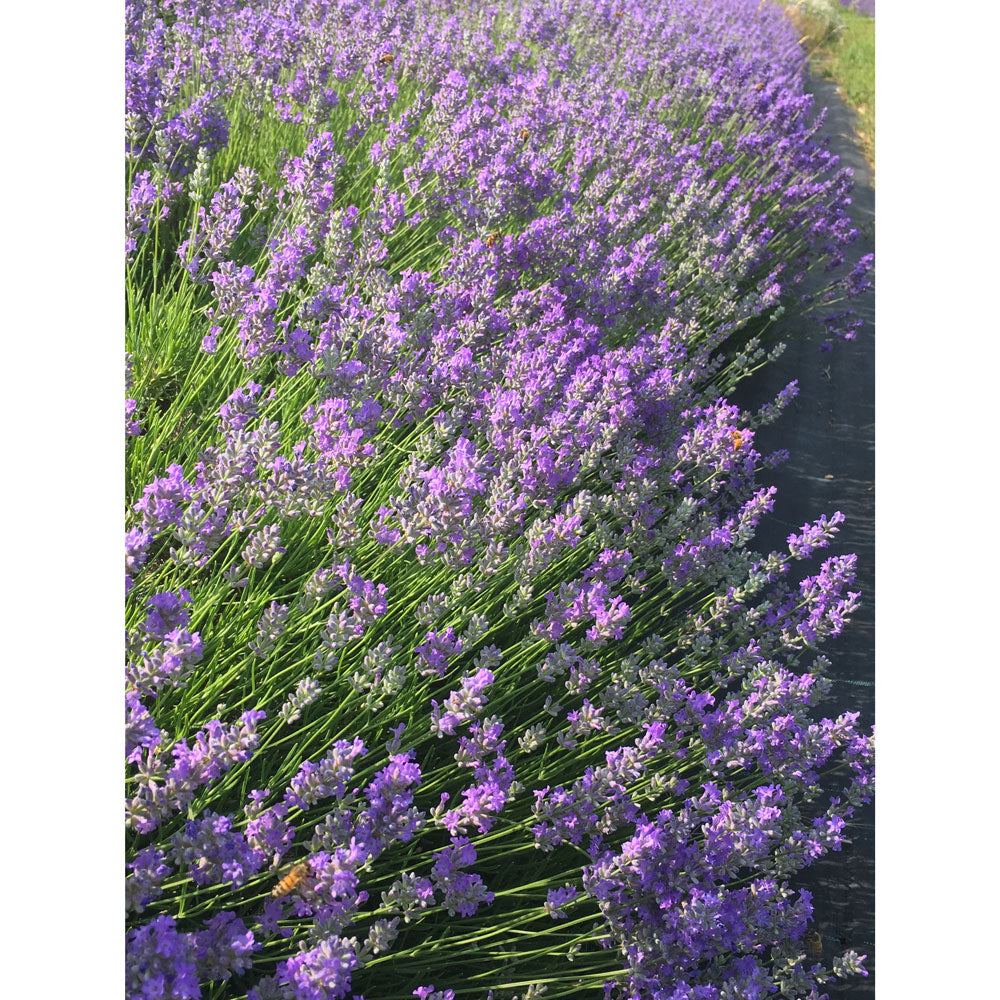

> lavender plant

[{"left": 125, "top": 2, "right": 874, "bottom": 998}]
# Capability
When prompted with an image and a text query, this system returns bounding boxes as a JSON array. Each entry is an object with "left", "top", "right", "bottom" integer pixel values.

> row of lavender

[{"left": 125, "top": 2, "right": 874, "bottom": 999}]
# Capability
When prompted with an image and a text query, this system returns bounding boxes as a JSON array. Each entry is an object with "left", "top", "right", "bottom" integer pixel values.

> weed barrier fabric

[{"left": 733, "top": 71, "right": 875, "bottom": 997}]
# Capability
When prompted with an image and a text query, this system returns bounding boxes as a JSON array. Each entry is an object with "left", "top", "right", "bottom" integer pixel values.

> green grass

[{"left": 780, "top": 2, "right": 875, "bottom": 170}]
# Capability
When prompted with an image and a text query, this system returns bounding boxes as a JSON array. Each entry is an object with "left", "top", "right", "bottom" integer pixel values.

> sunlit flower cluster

[{"left": 125, "top": 2, "right": 873, "bottom": 998}]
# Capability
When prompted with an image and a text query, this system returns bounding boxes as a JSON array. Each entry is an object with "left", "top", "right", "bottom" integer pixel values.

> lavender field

[{"left": 124, "top": 2, "right": 875, "bottom": 998}]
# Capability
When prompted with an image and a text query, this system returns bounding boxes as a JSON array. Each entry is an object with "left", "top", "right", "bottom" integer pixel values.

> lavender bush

[{"left": 125, "top": 2, "right": 874, "bottom": 998}]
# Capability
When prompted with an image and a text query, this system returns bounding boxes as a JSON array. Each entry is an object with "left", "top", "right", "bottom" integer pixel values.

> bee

[
  {"left": 518, "top": 126, "right": 531, "bottom": 141},
  {"left": 271, "top": 862, "right": 312, "bottom": 899},
  {"left": 380, "top": 52, "right": 394, "bottom": 65},
  {"left": 730, "top": 429, "right": 744, "bottom": 451},
  {"left": 485, "top": 230, "right": 503, "bottom": 249},
  {"left": 803, "top": 929, "right": 823, "bottom": 959},
  {"left": 615, "top": 10, "right": 625, "bottom": 17}
]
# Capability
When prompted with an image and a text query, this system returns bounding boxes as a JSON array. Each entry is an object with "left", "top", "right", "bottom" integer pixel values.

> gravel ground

[{"left": 732, "top": 69, "right": 875, "bottom": 997}]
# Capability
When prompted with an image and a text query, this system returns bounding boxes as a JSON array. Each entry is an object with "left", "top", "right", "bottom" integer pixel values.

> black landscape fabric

[{"left": 735, "top": 72, "right": 875, "bottom": 999}]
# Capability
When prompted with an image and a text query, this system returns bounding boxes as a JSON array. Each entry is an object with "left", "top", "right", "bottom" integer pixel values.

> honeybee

[
  {"left": 730, "top": 429, "right": 744, "bottom": 451},
  {"left": 485, "top": 230, "right": 503, "bottom": 249},
  {"left": 271, "top": 862, "right": 312, "bottom": 899},
  {"left": 380, "top": 52, "right": 394, "bottom": 65},
  {"left": 615, "top": 10, "right": 625, "bottom": 16},
  {"left": 803, "top": 929, "right": 823, "bottom": 959},
  {"left": 519, "top": 126, "right": 530, "bottom": 141}
]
